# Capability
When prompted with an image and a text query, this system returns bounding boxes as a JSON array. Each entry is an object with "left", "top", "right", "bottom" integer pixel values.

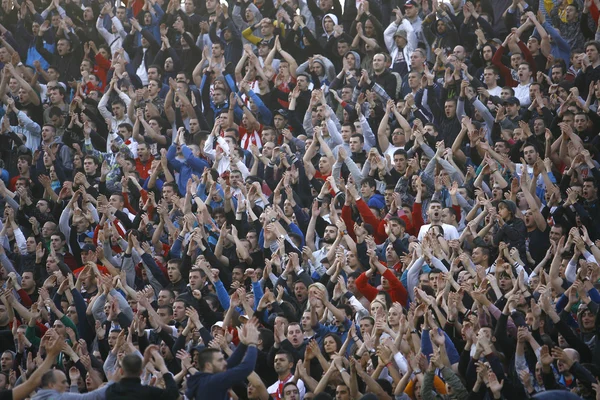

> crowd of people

[{"left": 1, "top": 0, "right": 600, "bottom": 398}]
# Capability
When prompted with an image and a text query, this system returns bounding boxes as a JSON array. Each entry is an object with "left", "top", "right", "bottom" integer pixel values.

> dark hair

[
  {"left": 393, "top": 149, "right": 408, "bottom": 158},
  {"left": 121, "top": 354, "right": 143, "bottom": 376},
  {"left": 197, "top": 348, "right": 221, "bottom": 371},
  {"left": 48, "top": 106, "right": 63, "bottom": 119}
]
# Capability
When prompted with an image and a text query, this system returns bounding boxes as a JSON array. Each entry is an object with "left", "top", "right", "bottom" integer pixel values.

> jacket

[
  {"left": 35, "top": 32, "right": 83, "bottom": 84},
  {"left": 32, "top": 386, "right": 108, "bottom": 400},
  {"left": 105, "top": 374, "right": 178, "bottom": 400},
  {"left": 186, "top": 344, "right": 258, "bottom": 400}
]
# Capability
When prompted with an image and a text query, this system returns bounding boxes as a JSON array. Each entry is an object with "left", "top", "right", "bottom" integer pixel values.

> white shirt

[
  {"left": 514, "top": 83, "right": 531, "bottom": 107},
  {"left": 418, "top": 223, "right": 460, "bottom": 241},
  {"left": 267, "top": 376, "right": 305, "bottom": 400},
  {"left": 136, "top": 49, "right": 149, "bottom": 86}
]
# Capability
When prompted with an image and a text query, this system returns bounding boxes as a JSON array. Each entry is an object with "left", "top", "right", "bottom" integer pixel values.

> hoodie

[
  {"left": 344, "top": 50, "right": 361, "bottom": 69},
  {"left": 318, "top": 13, "right": 338, "bottom": 48}
]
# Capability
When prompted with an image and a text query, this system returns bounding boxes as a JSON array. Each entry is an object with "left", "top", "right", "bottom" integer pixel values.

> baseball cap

[
  {"left": 81, "top": 243, "right": 97, "bottom": 253},
  {"left": 404, "top": 0, "right": 418, "bottom": 7},
  {"left": 502, "top": 96, "right": 520, "bottom": 106},
  {"left": 274, "top": 109, "right": 289, "bottom": 119},
  {"left": 211, "top": 321, "right": 224, "bottom": 330}
]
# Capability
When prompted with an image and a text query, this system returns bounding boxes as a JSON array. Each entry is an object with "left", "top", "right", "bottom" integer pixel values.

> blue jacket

[
  {"left": 186, "top": 344, "right": 258, "bottom": 400},
  {"left": 167, "top": 144, "right": 210, "bottom": 195}
]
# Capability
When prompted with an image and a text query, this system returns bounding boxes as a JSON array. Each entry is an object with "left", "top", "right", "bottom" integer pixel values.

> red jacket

[{"left": 355, "top": 268, "right": 408, "bottom": 307}]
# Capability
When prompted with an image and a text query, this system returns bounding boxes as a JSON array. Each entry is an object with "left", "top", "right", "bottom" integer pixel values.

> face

[
  {"left": 444, "top": 101, "right": 456, "bottom": 118},
  {"left": 172, "top": 301, "right": 185, "bottom": 320},
  {"left": 57, "top": 39, "right": 70, "bottom": 55},
  {"left": 323, "top": 336, "right": 337, "bottom": 354},
  {"left": 294, "top": 282, "right": 308, "bottom": 302},
  {"left": 410, "top": 51, "right": 425, "bottom": 69},
  {"left": 523, "top": 145, "right": 538, "bottom": 165},
  {"left": 359, "top": 319, "right": 373, "bottom": 336},
  {"left": 583, "top": 181, "right": 598, "bottom": 200},
  {"left": 282, "top": 384, "right": 299, "bottom": 400},
  {"left": 428, "top": 202, "right": 442, "bottom": 222},
  {"left": 83, "top": 158, "right": 97, "bottom": 175},
  {"left": 482, "top": 45, "right": 493, "bottom": 61},
  {"left": 518, "top": 64, "right": 531, "bottom": 82},
  {"left": 483, "top": 69, "right": 497, "bottom": 85},
  {"left": 286, "top": 324, "right": 304, "bottom": 346},
  {"left": 167, "top": 263, "right": 181, "bottom": 282},
  {"left": 373, "top": 54, "right": 386, "bottom": 72},
  {"left": 587, "top": 44, "right": 599, "bottom": 62},
  {"left": 0, "top": 353, "right": 12, "bottom": 372}
]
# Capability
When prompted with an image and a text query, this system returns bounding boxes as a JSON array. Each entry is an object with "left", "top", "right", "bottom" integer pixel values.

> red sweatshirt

[{"left": 355, "top": 268, "right": 408, "bottom": 307}]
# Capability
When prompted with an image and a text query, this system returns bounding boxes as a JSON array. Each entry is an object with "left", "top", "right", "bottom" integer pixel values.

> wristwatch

[{"left": 270, "top": 217, "right": 277, "bottom": 223}]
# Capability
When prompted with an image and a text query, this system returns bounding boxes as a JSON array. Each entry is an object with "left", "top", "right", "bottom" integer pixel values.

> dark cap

[
  {"left": 258, "top": 39, "right": 271, "bottom": 47},
  {"left": 81, "top": 243, "right": 97, "bottom": 253},
  {"left": 404, "top": 0, "right": 418, "bottom": 7},
  {"left": 503, "top": 96, "right": 520, "bottom": 106},
  {"left": 274, "top": 109, "right": 289, "bottom": 119},
  {"left": 499, "top": 199, "right": 517, "bottom": 216}
]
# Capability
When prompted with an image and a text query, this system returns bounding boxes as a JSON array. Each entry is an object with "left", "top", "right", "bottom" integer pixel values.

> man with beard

[
  {"left": 308, "top": 224, "right": 338, "bottom": 277},
  {"left": 186, "top": 322, "right": 259, "bottom": 400}
]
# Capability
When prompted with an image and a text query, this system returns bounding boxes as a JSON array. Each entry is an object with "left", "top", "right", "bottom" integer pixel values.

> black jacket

[
  {"left": 105, "top": 374, "right": 179, "bottom": 400},
  {"left": 123, "top": 29, "right": 160, "bottom": 74}
]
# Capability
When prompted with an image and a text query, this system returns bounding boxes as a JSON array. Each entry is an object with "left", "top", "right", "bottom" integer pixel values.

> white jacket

[{"left": 383, "top": 18, "right": 417, "bottom": 70}]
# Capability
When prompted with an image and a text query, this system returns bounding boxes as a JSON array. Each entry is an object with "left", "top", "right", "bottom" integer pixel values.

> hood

[
  {"left": 32, "top": 389, "right": 61, "bottom": 400},
  {"left": 322, "top": 13, "right": 338, "bottom": 35},
  {"left": 344, "top": 50, "right": 361, "bottom": 69}
]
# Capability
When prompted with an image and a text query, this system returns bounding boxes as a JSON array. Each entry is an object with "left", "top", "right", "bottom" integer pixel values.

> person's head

[
  {"left": 482, "top": 44, "right": 494, "bottom": 61},
  {"left": 83, "top": 155, "right": 99, "bottom": 176},
  {"left": 404, "top": 0, "right": 419, "bottom": 18},
  {"left": 583, "top": 178, "right": 598, "bottom": 201},
  {"left": 273, "top": 350, "right": 294, "bottom": 376},
  {"left": 286, "top": 322, "right": 304, "bottom": 347},
  {"left": 158, "top": 289, "right": 176, "bottom": 306},
  {"left": 260, "top": 18, "right": 274, "bottom": 37},
  {"left": 111, "top": 99, "right": 125, "bottom": 119},
  {"left": 551, "top": 64, "right": 566, "bottom": 83},
  {"left": 359, "top": 316, "right": 374, "bottom": 336},
  {"left": 523, "top": 143, "right": 539, "bottom": 165},
  {"left": 586, "top": 41, "right": 600, "bottom": 63},
  {"left": 410, "top": 49, "right": 426, "bottom": 70},
  {"left": 549, "top": 224, "right": 564, "bottom": 243},
  {"left": 172, "top": 300, "right": 186, "bottom": 321},
  {"left": 41, "top": 370, "right": 69, "bottom": 393},
  {"left": 294, "top": 280, "right": 308, "bottom": 303},
  {"left": 453, "top": 45, "right": 466, "bottom": 61},
  {"left": 483, "top": 66, "right": 499, "bottom": 87},
  {"left": 427, "top": 200, "right": 443, "bottom": 223},
  {"left": 518, "top": 62, "right": 532, "bottom": 83},
  {"left": 444, "top": 98, "right": 457, "bottom": 118},
  {"left": 566, "top": 3, "right": 579, "bottom": 21},
  {"left": 167, "top": 259, "right": 182, "bottom": 283},
  {"left": 282, "top": 382, "right": 300, "bottom": 400},
  {"left": 120, "top": 354, "right": 143, "bottom": 378},
  {"left": 373, "top": 53, "right": 386, "bottom": 74},
  {"left": 56, "top": 38, "right": 72, "bottom": 56},
  {"left": 574, "top": 112, "right": 589, "bottom": 133},
  {"left": 349, "top": 133, "right": 364, "bottom": 153}
]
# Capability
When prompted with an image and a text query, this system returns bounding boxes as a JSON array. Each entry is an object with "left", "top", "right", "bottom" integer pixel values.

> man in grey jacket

[{"left": 32, "top": 369, "right": 109, "bottom": 400}]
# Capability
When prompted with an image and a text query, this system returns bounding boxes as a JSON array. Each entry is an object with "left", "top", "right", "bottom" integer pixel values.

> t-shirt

[{"left": 418, "top": 223, "right": 460, "bottom": 241}]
